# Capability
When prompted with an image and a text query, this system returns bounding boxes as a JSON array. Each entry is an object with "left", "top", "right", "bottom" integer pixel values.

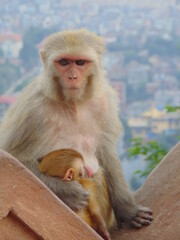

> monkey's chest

[
  {"left": 47, "top": 114, "right": 100, "bottom": 173},
  {"left": 57, "top": 120, "right": 98, "bottom": 149},
  {"left": 43, "top": 102, "right": 103, "bottom": 172},
  {"left": 48, "top": 105, "right": 101, "bottom": 147},
  {"left": 55, "top": 133, "right": 99, "bottom": 174}
]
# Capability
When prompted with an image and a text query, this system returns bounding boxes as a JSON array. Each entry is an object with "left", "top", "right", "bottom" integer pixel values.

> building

[
  {"left": 128, "top": 105, "right": 180, "bottom": 139},
  {"left": 0, "top": 34, "right": 22, "bottom": 59}
]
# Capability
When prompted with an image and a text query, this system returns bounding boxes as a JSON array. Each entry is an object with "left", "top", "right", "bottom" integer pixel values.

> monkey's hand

[
  {"left": 115, "top": 205, "right": 153, "bottom": 229},
  {"left": 55, "top": 180, "right": 89, "bottom": 211},
  {"left": 25, "top": 162, "right": 89, "bottom": 211},
  {"left": 130, "top": 206, "right": 153, "bottom": 229},
  {"left": 41, "top": 175, "right": 89, "bottom": 211}
]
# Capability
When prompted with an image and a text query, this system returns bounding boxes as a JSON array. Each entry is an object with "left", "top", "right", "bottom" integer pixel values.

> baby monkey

[{"left": 38, "top": 149, "right": 115, "bottom": 240}]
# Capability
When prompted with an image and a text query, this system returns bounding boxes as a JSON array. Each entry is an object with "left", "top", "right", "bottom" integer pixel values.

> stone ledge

[
  {"left": 0, "top": 150, "right": 101, "bottom": 240},
  {"left": 0, "top": 142, "right": 180, "bottom": 240},
  {"left": 111, "top": 142, "right": 180, "bottom": 240}
]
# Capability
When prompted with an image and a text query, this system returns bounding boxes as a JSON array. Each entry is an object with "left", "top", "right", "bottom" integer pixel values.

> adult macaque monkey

[{"left": 0, "top": 29, "right": 153, "bottom": 228}]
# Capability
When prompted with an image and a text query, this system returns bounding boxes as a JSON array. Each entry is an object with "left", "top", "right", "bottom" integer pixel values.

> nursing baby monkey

[
  {"left": 38, "top": 148, "right": 114, "bottom": 240},
  {"left": 0, "top": 29, "right": 153, "bottom": 229}
]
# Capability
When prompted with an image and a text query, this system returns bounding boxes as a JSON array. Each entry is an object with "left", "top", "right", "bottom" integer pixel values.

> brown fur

[{"left": 38, "top": 149, "right": 114, "bottom": 240}]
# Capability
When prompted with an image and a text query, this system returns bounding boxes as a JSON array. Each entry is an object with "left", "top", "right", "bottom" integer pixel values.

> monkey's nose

[
  {"left": 68, "top": 71, "right": 77, "bottom": 80},
  {"left": 69, "top": 76, "right": 77, "bottom": 80}
]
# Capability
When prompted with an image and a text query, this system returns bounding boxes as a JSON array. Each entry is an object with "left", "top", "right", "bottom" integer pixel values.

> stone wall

[{"left": 0, "top": 142, "right": 180, "bottom": 240}]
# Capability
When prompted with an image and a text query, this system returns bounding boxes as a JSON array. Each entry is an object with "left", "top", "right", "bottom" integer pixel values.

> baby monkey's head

[{"left": 38, "top": 148, "right": 92, "bottom": 181}]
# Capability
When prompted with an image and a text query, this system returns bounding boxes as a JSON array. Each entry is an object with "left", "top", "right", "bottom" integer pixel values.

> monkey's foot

[{"left": 131, "top": 207, "right": 153, "bottom": 229}]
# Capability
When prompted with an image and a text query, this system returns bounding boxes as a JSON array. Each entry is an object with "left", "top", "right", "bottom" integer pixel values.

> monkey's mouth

[
  {"left": 69, "top": 87, "right": 78, "bottom": 90},
  {"left": 64, "top": 87, "right": 80, "bottom": 97},
  {"left": 63, "top": 85, "right": 85, "bottom": 100},
  {"left": 67, "top": 87, "right": 81, "bottom": 93}
]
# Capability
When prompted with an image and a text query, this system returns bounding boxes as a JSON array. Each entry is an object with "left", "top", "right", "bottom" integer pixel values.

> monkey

[
  {"left": 37, "top": 148, "right": 115, "bottom": 240},
  {"left": 0, "top": 29, "right": 153, "bottom": 229}
]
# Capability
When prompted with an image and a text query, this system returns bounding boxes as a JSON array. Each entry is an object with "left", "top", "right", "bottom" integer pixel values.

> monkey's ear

[
  {"left": 63, "top": 168, "right": 74, "bottom": 181},
  {"left": 40, "top": 49, "right": 46, "bottom": 64},
  {"left": 94, "top": 36, "right": 105, "bottom": 56}
]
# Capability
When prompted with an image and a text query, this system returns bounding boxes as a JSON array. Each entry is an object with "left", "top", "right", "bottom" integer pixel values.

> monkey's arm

[
  {"left": 24, "top": 160, "right": 89, "bottom": 211},
  {"left": 97, "top": 88, "right": 153, "bottom": 228},
  {"left": 0, "top": 91, "right": 89, "bottom": 211},
  {"left": 0, "top": 130, "right": 89, "bottom": 211}
]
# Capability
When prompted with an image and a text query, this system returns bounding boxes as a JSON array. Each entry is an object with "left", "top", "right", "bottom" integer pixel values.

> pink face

[{"left": 54, "top": 55, "right": 92, "bottom": 97}]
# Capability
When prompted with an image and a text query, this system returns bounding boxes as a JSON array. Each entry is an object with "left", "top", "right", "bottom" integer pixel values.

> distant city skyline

[{"left": 0, "top": 0, "right": 179, "bottom": 148}]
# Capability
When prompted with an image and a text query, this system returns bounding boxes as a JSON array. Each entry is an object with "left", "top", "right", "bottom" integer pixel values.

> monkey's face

[
  {"left": 54, "top": 55, "right": 92, "bottom": 100},
  {"left": 73, "top": 158, "right": 93, "bottom": 179},
  {"left": 41, "top": 29, "right": 105, "bottom": 101}
]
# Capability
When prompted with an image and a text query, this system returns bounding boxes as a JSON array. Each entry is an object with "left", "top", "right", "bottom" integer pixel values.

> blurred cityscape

[{"left": 0, "top": 0, "right": 180, "bottom": 187}]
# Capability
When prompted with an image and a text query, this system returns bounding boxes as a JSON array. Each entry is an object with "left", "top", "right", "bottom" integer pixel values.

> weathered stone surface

[
  {"left": 0, "top": 150, "right": 101, "bottom": 240},
  {"left": 0, "top": 212, "right": 38, "bottom": 240},
  {"left": 111, "top": 142, "right": 180, "bottom": 240},
  {"left": 0, "top": 142, "right": 179, "bottom": 240}
]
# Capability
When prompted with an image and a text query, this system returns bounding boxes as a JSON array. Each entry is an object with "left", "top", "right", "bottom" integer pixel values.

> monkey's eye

[
  {"left": 76, "top": 60, "right": 86, "bottom": 66},
  {"left": 59, "top": 59, "right": 69, "bottom": 66}
]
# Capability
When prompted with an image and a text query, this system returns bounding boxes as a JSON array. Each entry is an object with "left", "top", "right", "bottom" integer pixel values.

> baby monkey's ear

[{"left": 63, "top": 168, "right": 74, "bottom": 181}]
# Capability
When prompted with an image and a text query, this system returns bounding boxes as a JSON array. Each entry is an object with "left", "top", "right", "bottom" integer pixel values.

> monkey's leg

[
  {"left": 87, "top": 184, "right": 111, "bottom": 240},
  {"left": 97, "top": 146, "right": 153, "bottom": 228},
  {"left": 90, "top": 204, "right": 111, "bottom": 240}
]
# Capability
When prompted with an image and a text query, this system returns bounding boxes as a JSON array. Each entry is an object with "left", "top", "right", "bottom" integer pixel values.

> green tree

[
  {"left": 128, "top": 106, "right": 180, "bottom": 177},
  {"left": 165, "top": 106, "right": 180, "bottom": 112},
  {"left": 128, "top": 138, "right": 168, "bottom": 177}
]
